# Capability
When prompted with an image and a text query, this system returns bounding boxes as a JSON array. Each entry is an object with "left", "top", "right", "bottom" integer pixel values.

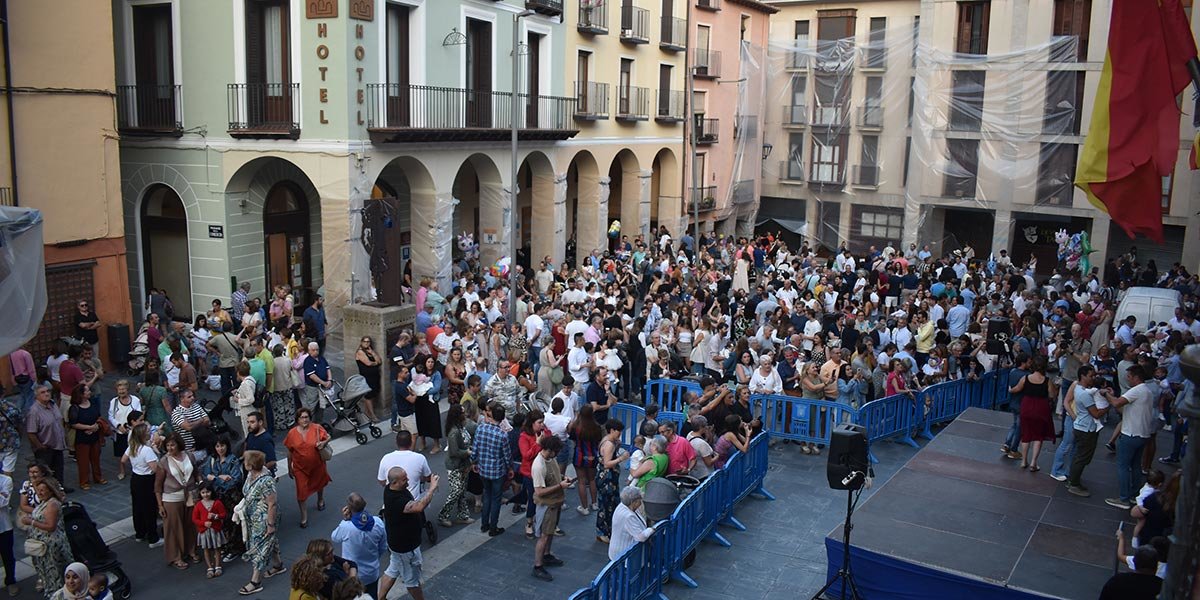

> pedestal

[{"left": 341, "top": 303, "right": 416, "bottom": 416}]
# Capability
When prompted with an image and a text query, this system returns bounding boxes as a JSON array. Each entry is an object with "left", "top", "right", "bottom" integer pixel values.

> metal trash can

[{"left": 643, "top": 477, "right": 680, "bottom": 523}]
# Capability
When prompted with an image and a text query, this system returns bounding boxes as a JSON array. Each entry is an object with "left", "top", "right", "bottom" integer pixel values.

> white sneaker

[
  {"left": 1050, "top": 474, "right": 1067, "bottom": 482},
  {"left": 576, "top": 505, "right": 590, "bottom": 516},
  {"left": 148, "top": 540, "right": 164, "bottom": 549}
]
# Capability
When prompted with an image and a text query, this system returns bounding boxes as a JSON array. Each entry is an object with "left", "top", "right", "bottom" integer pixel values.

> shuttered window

[{"left": 956, "top": 2, "right": 990, "bottom": 54}]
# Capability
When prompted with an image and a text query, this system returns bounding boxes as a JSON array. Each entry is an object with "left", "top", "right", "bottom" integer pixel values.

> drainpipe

[{"left": 1, "top": 0, "right": 17, "bottom": 206}]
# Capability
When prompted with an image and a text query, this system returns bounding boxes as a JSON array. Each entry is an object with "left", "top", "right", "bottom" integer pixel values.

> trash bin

[
  {"left": 643, "top": 477, "right": 680, "bottom": 523},
  {"left": 107, "top": 323, "right": 131, "bottom": 364}
]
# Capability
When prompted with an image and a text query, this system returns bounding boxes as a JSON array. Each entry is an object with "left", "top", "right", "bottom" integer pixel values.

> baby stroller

[
  {"left": 127, "top": 324, "right": 151, "bottom": 375},
  {"left": 62, "top": 501, "right": 132, "bottom": 599},
  {"left": 321, "top": 375, "right": 383, "bottom": 445}
]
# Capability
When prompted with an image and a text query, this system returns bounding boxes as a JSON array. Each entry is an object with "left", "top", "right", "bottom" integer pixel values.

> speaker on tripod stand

[{"left": 815, "top": 423, "right": 870, "bottom": 600}]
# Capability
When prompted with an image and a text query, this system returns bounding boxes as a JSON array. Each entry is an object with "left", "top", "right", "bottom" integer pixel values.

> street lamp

[{"left": 509, "top": 9, "right": 536, "bottom": 327}]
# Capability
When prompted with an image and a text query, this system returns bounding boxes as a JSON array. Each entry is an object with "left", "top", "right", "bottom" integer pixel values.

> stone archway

[
  {"left": 138, "top": 184, "right": 193, "bottom": 318},
  {"left": 652, "top": 147, "right": 681, "bottom": 237},
  {"left": 452, "top": 154, "right": 505, "bottom": 268},
  {"left": 567, "top": 150, "right": 601, "bottom": 267},
  {"left": 521, "top": 151, "right": 557, "bottom": 269},
  {"left": 606, "top": 149, "right": 641, "bottom": 251}
]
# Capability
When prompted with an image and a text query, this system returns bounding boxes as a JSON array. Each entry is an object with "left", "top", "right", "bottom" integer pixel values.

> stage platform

[{"left": 824, "top": 407, "right": 1124, "bottom": 600}]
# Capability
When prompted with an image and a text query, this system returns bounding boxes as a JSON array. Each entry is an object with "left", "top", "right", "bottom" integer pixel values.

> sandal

[
  {"left": 206, "top": 568, "right": 215, "bottom": 579},
  {"left": 170, "top": 561, "right": 188, "bottom": 570},
  {"left": 317, "top": 501, "right": 326, "bottom": 511},
  {"left": 299, "top": 520, "right": 308, "bottom": 529},
  {"left": 214, "top": 567, "right": 223, "bottom": 577},
  {"left": 238, "top": 581, "right": 263, "bottom": 595},
  {"left": 264, "top": 565, "right": 287, "bottom": 579}
]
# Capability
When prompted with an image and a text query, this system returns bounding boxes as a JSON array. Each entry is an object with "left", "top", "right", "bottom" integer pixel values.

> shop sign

[{"left": 208, "top": 225, "right": 224, "bottom": 239}]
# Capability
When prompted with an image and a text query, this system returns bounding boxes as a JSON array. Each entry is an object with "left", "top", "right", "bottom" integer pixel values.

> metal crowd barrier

[
  {"left": 644, "top": 379, "right": 702, "bottom": 412},
  {"left": 568, "top": 432, "right": 773, "bottom": 600}
]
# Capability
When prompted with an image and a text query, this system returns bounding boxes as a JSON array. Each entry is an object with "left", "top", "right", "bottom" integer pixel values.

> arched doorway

[
  {"left": 567, "top": 151, "right": 600, "bottom": 267},
  {"left": 263, "top": 182, "right": 312, "bottom": 303},
  {"left": 453, "top": 154, "right": 505, "bottom": 267},
  {"left": 607, "top": 149, "right": 640, "bottom": 252},
  {"left": 140, "top": 184, "right": 192, "bottom": 318},
  {"left": 652, "top": 148, "right": 681, "bottom": 237},
  {"left": 520, "top": 151, "right": 556, "bottom": 269}
]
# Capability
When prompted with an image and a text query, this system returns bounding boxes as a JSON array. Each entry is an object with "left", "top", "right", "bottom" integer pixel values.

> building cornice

[{"left": 728, "top": 0, "right": 781, "bottom": 14}]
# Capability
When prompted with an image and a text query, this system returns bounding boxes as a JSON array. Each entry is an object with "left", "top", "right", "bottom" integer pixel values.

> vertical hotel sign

[{"left": 306, "top": 0, "right": 373, "bottom": 127}]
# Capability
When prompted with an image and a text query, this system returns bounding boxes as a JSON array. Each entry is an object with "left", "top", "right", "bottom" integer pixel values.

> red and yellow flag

[{"left": 1075, "top": 0, "right": 1197, "bottom": 243}]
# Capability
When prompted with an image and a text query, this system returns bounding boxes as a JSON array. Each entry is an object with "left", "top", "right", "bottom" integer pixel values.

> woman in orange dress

[{"left": 283, "top": 407, "right": 331, "bottom": 528}]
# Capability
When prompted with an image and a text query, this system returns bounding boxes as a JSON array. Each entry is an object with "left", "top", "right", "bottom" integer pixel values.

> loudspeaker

[
  {"left": 827, "top": 423, "right": 869, "bottom": 491},
  {"left": 106, "top": 323, "right": 132, "bottom": 364},
  {"left": 986, "top": 317, "right": 1012, "bottom": 355}
]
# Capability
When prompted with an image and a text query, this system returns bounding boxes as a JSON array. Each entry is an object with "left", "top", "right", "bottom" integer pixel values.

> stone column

[{"left": 551, "top": 172, "right": 568, "bottom": 267}]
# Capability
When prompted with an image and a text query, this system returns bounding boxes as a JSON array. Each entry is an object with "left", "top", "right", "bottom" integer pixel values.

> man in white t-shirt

[
  {"left": 376, "top": 431, "right": 431, "bottom": 498},
  {"left": 802, "top": 316, "right": 823, "bottom": 352},
  {"left": 550, "top": 378, "right": 580, "bottom": 423},
  {"left": 567, "top": 333, "right": 592, "bottom": 387},
  {"left": 1101, "top": 364, "right": 1157, "bottom": 510},
  {"left": 433, "top": 325, "right": 460, "bottom": 366},
  {"left": 686, "top": 416, "right": 716, "bottom": 479},
  {"left": 565, "top": 313, "right": 589, "bottom": 350}
]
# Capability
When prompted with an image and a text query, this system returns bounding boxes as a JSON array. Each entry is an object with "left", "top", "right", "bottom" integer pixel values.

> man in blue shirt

[
  {"left": 946, "top": 296, "right": 971, "bottom": 339},
  {"left": 242, "top": 411, "right": 278, "bottom": 475},
  {"left": 1002, "top": 353, "right": 1030, "bottom": 459},
  {"left": 304, "top": 295, "right": 328, "bottom": 353},
  {"left": 414, "top": 304, "right": 434, "bottom": 336},
  {"left": 331, "top": 492, "right": 389, "bottom": 594},
  {"left": 472, "top": 404, "right": 513, "bottom": 536}
]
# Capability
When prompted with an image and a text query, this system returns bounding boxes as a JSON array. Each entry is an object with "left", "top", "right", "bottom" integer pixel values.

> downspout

[{"left": 0, "top": 0, "right": 16, "bottom": 206}]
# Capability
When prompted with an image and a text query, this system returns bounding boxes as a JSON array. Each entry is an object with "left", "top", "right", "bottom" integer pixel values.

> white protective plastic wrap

[
  {"left": 0, "top": 206, "right": 46, "bottom": 356},
  {"left": 763, "top": 22, "right": 1081, "bottom": 254}
]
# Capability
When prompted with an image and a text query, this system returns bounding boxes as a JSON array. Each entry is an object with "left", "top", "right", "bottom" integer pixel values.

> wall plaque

[
  {"left": 350, "top": 0, "right": 374, "bottom": 21},
  {"left": 306, "top": 0, "right": 337, "bottom": 19}
]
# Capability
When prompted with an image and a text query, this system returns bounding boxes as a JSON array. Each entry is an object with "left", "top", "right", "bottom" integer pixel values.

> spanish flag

[{"left": 1075, "top": 0, "right": 1197, "bottom": 243}]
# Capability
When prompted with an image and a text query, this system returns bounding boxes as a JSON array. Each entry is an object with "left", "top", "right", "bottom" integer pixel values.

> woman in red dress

[
  {"left": 283, "top": 407, "right": 332, "bottom": 528},
  {"left": 1009, "top": 356, "right": 1058, "bottom": 472}
]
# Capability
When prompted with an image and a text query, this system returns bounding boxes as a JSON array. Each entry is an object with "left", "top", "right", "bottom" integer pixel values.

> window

[
  {"left": 1037, "top": 143, "right": 1077, "bottom": 205},
  {"left": 956, "top": 2, "right": 990, "bottom": 54},
  {"left": 949, "top": 70, "right": 985, "bottom": 131},
  {"left": 814, "top": 73, "right": 847, "bottom": 125},
  {"left": 465, "top": 19, "right": 493, "bottom": 127},
  {"left": 903, "top": 136, "right": 912, "bottom": 186},
  {"left": 386, "top": 4, "right": 410, "bottom": 86},
  {"left": 1052, "top": 0, "right": 1091, "bottom": 61},
  {"left": 860, "top": 211, "right": 902, "bottom": 240},
  {"left": 246, "top": 0, "right": 289, "bottom": 86},
  {"left": 741, "top": 15, "right": 750, "bottom": 42},
  {"left": 944, "top": 138, "right": 979, "bottom": 197},
  {"left": 658, "top": 64, "right": 674, "bottom": 116},
  {"left": 577, "top": 50, "right": 590, "bottom": 85},
  {"left": 790, "top": 76, "right": 807, "bottom": 122},
  {"left": 787, "top": 132, "right": 805, "bottom": 179},
  {"left": 817, "top": 10, "right": 855, "bottom": 59},
  {"left": 793, "top": 20, "right": 810, "bottom": 68},
  {"left": 866, "top": 17, "right": 886, "bottom": 67},
  {"left": 1162, "top": 173, "right": 1173, "bottom": 213},
  {"left": 912, "top": 16, "right": 920, "bottom": 66},
  {"left": 859, "top": 135, "right": 879, "bottom": 185},
  {"left": 693, "top": 90, "right": 706, "bottom": 114},
  {"left": 907, "top": 76, "right": 915, "bottom": 126},
  {"left": 811, "top": 131, "right": 847, "bottom": 183},
  {"left": 1043, "top": 70, "right": 1084, "bottom": 134},
  {"left": 619, "top": 58, "right": 633, "bottom": 114}
]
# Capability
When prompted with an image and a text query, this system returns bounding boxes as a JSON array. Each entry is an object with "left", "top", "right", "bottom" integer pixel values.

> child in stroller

[
  {"left": 320, "top": 375, "right": 383, "bottom": 445},
  {"left": 61, "top": 501, "right": 132, "bottom": 599}
]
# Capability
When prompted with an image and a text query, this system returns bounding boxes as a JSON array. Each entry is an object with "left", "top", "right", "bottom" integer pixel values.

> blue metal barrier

[
  {"left": 854, "top": 393, "right": 921, "bottom": 463},
  {"left": 608, "top": 403, "right": 647, "bottom": 451},
  {"left": 645, "top": 379, "right": 702, "bottom": 412},
  {"left": 749, "top": 393, "right": 858, "bottom": 446},
  {"left": 569, "top": 432, "right": 772, "bottom": 599}
]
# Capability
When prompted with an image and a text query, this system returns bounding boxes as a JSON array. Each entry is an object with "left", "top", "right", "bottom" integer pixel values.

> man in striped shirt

[{"left": 170, "top": 389, "right": 210, "bottom": 460}]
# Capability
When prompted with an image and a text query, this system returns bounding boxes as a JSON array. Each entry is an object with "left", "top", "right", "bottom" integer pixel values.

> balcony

[
  {"left": 787, "top": 54, "right": 810, "bottom": 71},
  {"left": 577, "top": 1, "right": 608, "bottom": 34},
  {"left": 655, "top": 89, "right": 685, "bottom": 123},
  {"left": 852, "top": 165, "right": 880, "bottom": 188},
  {"left": 616, "top": 86, "right": 650, "bottom": 121},
  {"left": 808, "top": 165, "right": 846, "bottom": 187},
  {"left": 620, "top": 5, "right": 650, "bottom": 44},
  {"left": 780, "top": 159, "right": 805, "bottom": 182},
  {"left": 695, "top": 117, "right": 718, "bottom": 144},
  {"left": 811, "top": 105, "right": 846, "bottom": 128},
  {"left": 858, "top": 105, "right": 883, "bottom": 129},
  {"left": 364, "top": 84, "right": 578, "bottom": 143},
  {"left": 526, "top": 0, "right": 563, "bottom": 17},
  {"left": 735, "top": 115, "right": 757, "bottom": 140},
  {"left": 860, "top": 49, "right": 887, "bottom": 71},
  {"left": 660, "top": 16, "right": 686, "bottom": 52},
  {"left": 0, "top": 187, "right": 11, "bottom": 207},
  {"left": 117, "top": 84, "right": 183, "bottom": 136},
  {"left": 696, "top": 0, "right": 720, "bottom": 11},
  {"left": 783, "top": 104, "right": 807, "bottom": 127},
  {"left": 574, "top": 81, "right": 610, "bottom": 121},
  {"left": 693, "top": 49, "right": 721, "bottom": 79},
  {"left": 732, "top": 179, "right": 755, "bottom": 204},
  {"left": 227, "top": 83, "right": 300, "bottom": 139},
  {"left": 688, "top": 187, "right": 717, "bottom": 212}
]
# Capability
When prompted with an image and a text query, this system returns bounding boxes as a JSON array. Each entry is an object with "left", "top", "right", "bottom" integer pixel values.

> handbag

[
  {"left": 549, "top": 366, "right": 564, "bottom": 386},
  {"left": 466, "top": 470, "right": 484, "bottom": 495},
  {"left": 317, "top": 427, "right": 333, "bottom": 462},
  {"left": 23, "top": 539, "right": 47, "bottom": 557}
]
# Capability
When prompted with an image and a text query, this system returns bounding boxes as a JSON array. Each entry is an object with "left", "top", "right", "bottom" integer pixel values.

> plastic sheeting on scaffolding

[
  {"left": 763, "top": 22, "right": 1081, "bottom": 255},
  {"left": 0, "top": 206, "right": 46, "bottom": 356}
]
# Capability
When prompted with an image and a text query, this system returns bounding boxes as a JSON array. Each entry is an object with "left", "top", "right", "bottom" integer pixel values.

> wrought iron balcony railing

[
  {"left": 117, "top": 84, "right": 183, "bottom": 134},
  {"left": 227, "top": 82, "right": 300, "bottom": 138}
]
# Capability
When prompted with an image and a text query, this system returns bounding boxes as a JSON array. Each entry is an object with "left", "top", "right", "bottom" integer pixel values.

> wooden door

[
  {"left": 267, "top": 233, "right": 289, "bottom": 290},
  {"left": 526, "top": 34, "right": 541, "bottom": 126},
  {"left": 386, "top": 4, "right": 411, "bottom": 126},
  {"left": 466, "top": 19, "right": 493, "bottom": 128},
  {"left": 246, "top": 0, "right": 291, "bottom": 129},
  {"left": 132, "top": 4, "right": 175, "bottom": 129}
]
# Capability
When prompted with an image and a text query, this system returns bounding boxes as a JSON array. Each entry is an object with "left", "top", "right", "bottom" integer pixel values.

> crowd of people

[{"left": 1, "top": 227, "right": 1197, "bottom": 598}]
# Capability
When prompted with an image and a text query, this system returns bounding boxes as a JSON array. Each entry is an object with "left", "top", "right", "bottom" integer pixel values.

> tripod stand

[{"left": 811, "top": 482, "right": 864, "bottom": 600}]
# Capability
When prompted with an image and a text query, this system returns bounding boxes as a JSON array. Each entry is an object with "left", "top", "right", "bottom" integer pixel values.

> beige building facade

[{"left": 762, "top": 0, "right": 1200, "bottom": 273}]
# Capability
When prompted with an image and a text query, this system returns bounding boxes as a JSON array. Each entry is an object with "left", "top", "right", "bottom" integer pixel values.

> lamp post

[{"left": 509, "top": 9, "right": 536, "bottom": 327}]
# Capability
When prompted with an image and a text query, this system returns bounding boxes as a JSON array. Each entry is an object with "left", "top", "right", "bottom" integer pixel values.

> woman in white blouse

[{"left": 749, "top": 356, "right": 783, "bottom": 396}]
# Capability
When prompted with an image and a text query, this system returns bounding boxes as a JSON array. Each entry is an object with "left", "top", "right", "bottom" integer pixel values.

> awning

[{"left": 756, "top": 216, "right": 808, "bottom": 237}]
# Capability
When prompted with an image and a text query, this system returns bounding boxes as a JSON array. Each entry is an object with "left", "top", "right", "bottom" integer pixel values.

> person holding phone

[{"left": 530, "top": 435, "right": 571, "bottom": 582}]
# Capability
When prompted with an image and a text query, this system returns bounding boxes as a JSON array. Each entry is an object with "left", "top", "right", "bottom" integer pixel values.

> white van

[{"left": 1115, "top": 287, "right": 1182, "bottom": 332}]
